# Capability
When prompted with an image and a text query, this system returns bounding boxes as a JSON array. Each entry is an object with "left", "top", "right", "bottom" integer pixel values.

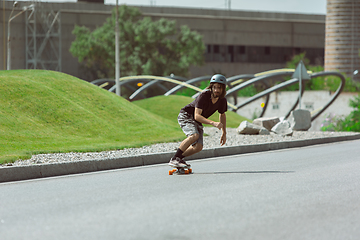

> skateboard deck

[{"left": 168, "top": 164, "right": 193, "bottom": 175}]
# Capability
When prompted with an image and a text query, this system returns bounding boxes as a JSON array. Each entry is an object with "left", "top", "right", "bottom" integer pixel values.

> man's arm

[
  {"left": 219, "top": 112, "right": 226, "bottom": 146},
  {"left": 194, "top": 108, "right": 223, "bottom": 129}
]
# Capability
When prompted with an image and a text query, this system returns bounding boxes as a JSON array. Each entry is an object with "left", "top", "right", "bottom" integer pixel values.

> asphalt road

[{"left": 1, "top": 140, "right": 360, "bottom": 240}]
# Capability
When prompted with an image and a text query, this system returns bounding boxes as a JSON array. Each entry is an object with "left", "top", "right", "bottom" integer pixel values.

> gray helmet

[{"left": 210, "top": 74, "right": 227, "bottom": 85}]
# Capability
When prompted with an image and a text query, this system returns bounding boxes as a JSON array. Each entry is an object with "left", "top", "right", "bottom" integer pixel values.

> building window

[
  {"left": 265, "top": 46, "right": 270, "bottom": 55},
  {"left": 204, "top": 44, "right": 323, "bottom": 64},
  {"left": 228, "top": 45, "right": 234, "bottom": 62},
  {"left": 239, "top": 46, "right": 245, "bottom": 54},
  {"left": 214, "top": 45, "right": 220, "bottom": 53}
]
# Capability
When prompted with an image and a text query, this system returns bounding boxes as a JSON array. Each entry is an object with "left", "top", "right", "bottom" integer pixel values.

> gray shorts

[{"left": 177, "top": 111, "right": 204, "bottom": 146}]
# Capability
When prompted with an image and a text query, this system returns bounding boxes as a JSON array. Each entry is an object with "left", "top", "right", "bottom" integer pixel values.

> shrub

[{"left": 321, "top": 94, "right": 360, "bottom": 132}]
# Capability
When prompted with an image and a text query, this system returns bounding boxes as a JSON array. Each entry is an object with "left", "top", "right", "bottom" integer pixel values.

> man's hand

[
  {"left": 220, "top": 133, "right": 226, "bottom": 146},
  {"left": 211, "top": 121, "right": 223, "bottom": 130}
]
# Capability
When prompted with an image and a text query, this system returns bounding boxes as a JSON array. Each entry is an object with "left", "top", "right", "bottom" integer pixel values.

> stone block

[
  {"left": 237, "top": 121, "right": 263, "bottom": 135},
  {"left": 271, "top": 120, "right": 293, "bottom": 136},
  {"left": 252, "top": 117, "right": 280, "bottom": 131},
  {"left": 288, "top": 109, "right": 312, "bottom": 131},
  {"left": 259, "top": 128, "right": 270, "bottom": 135}
]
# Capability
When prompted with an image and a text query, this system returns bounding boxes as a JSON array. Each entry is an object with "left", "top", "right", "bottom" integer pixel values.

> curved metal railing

[{"left": 91, "top": 69, "right": 345, "bottom": 122}]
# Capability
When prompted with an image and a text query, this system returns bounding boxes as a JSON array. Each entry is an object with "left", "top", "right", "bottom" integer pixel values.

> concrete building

[{"left": 0, "top": 0, "right": 325, "bottom": 80}]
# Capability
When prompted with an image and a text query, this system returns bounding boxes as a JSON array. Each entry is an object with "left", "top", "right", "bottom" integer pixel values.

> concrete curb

[{"left": 1, "top": 134, "right": 360, "bottom": 183}]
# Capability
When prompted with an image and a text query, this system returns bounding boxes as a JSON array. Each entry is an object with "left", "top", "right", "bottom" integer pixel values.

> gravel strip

[{"left": 3, "top": 128, "right": 358, "bottom": 167}]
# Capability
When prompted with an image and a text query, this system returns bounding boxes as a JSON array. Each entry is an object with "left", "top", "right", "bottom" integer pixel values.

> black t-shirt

[{"left": 180, "top": 90, "right": 227, "bottom": 125}]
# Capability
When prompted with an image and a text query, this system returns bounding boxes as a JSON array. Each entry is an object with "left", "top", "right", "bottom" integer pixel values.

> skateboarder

[{"left": 169, "top": 74, "right": 227, "bottom": 168}]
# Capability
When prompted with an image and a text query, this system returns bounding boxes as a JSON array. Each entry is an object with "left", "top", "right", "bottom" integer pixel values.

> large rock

[
  {"left": 258, "top": 128, "right": 270, "bottom": 135},
  {"left": 288, "top": 109, "right": 312, "bottom": 131},
  {"left": 271, "top": 120, "right": 293, "bottom": 136},
  {"left": 237, "top": 121, "right": 268, "bottom": 135},
  {"left": 252, "top": 117, "right": 280, "bottom": 131}
]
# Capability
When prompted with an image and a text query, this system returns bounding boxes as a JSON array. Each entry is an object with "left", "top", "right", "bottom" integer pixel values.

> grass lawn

[
  {"left": 0, "top": 70, "right": 248, "bottom": 164},
  {"left": 0, "top": 70, "right": 183, "bottom": 163}
]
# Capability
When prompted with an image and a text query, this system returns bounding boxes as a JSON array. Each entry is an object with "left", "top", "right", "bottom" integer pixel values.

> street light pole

[
  {"left": 3, "top": 0, "right": 6, "bottom": 70},
  {"left": 115, "top": 0, "right": 120, "bottom": 96},
  {"left": 7, "top": 1, "right": 18, "bottom": 70},
  {"left": 7, "top": 2, "right": 33, "bottom": 70}
]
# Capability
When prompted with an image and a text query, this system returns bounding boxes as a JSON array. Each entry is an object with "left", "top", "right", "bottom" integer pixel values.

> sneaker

[
  {"left": 178, "top": 158, "right": 191, "bottom": 168},
  {"left": 169, "top": 157, "right": 189, "bottom": 168}
]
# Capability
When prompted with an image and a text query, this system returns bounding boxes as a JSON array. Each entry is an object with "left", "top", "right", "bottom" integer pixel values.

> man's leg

[
  {"left": 179, "top": 124, "right": 204, "bottom": 158},
  {"left": 171, "top": 133, "right": 199, "bottom": 161},
  {"left": 182, "top": 142, "right": 203, "bottom": 157},
  {"left": 170, "top": 111, "right": 207, "bottom": 167},
  {"left": 179, "top": 133, "right": 199, "bottom": 152},
  {"left": 183, "top": 125, "right": 204, "bottom": 157}
]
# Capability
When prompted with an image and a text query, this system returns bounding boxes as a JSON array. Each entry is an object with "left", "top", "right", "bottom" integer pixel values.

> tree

[{"left": 70, "top": 5, "right": 205, "bottom": 80}]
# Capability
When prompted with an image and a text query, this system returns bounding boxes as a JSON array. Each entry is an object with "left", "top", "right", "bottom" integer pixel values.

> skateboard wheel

[
  {"left": 169, "top": 170, "right": 173, "bottom": 175},
  {"left": 189, "top": 168, "right": 192, "bottom": 173},
  {"left": 184, "top": 169, "right": 189, "bottom": 174}
]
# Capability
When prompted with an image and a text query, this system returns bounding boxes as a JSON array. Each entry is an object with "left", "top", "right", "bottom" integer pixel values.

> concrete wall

[
  {"left": 230, "top": 91, "right": 358, "bottom": 131},
  {"left": 0, "top": 1, "right": 325, "bottom": 80}
]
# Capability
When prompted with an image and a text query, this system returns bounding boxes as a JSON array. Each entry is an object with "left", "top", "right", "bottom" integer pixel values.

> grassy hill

[
  {"left": 0, "top": 70, "right": 183, "bottom": 163},
  {"left": 133, "top": 95, "right": 249, "bottom": 128}
]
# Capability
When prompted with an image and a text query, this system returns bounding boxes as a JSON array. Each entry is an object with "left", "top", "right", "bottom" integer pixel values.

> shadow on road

[{"left": 194, "top": 170, "right": 294, "bottom": 175}]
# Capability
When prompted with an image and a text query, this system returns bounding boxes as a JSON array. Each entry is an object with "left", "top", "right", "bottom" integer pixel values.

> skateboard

[{"left": 168, "top": 165, "right": 193, "bottom": 175}]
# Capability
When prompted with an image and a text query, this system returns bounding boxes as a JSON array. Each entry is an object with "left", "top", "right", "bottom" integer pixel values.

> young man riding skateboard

[{"left": 169, "top": 74, "right": 227, "bottom": 168}]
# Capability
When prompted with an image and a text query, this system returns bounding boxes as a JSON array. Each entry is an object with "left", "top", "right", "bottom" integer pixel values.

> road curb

[{"left": 1, "top": 134, "right": 360, "bottom": 183}]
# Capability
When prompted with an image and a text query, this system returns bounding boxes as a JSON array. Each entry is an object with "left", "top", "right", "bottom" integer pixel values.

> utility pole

[
  {"left": 115, "top": 0, "right": 120, "bottom": 96},
  {"left": 7, "top": 2, "right": 33, "bottom": 70},
  {"left": 3, "top": 0, "right": 6, "bottom": 70},
  {"left": 7, "top": 1, "right": 18, "bottom": 70},
  {"left": 225, "top": 0, "right": 231, "bottom": 10}
]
